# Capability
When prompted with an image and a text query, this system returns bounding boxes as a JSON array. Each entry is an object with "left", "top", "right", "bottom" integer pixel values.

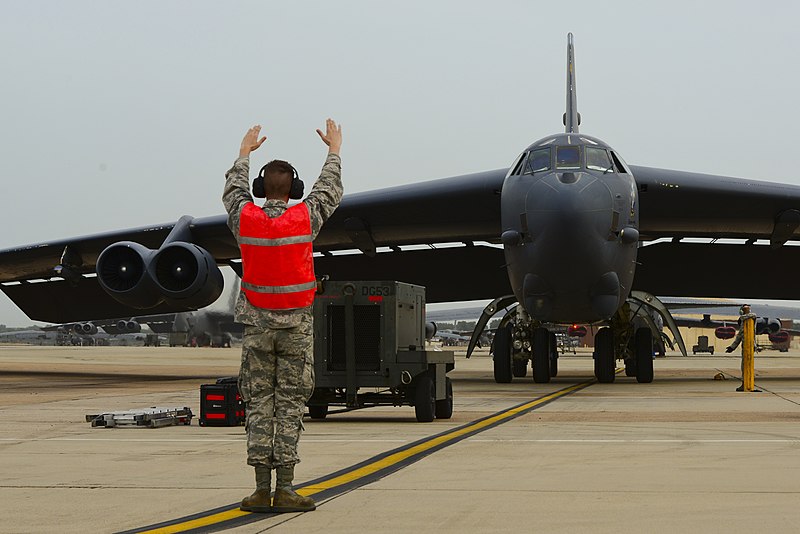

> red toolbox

[{"left": 199, "top": 377, "right": 245, "bottom": 426}]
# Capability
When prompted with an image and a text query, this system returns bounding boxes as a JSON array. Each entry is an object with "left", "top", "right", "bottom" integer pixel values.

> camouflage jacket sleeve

[
  {"left": 222, "top": 156, "right": 252, "bottom": 238},
  {"left": 304, "top": 153, "right": 343, "bottom": 238}
]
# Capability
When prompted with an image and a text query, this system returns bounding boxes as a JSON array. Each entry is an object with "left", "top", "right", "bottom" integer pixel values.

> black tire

[
  {"left": 308, "top": 404, "right": 328, "bottom": 420},
  {"left": 493, "top": 325, "right": 513, "bottom": 384},
  {"left": 594, "top": 327, "right": 615, "bottom": 383},
  {"left": 512, "top": 358, "right": 528, "bottom": 377},
  {"left": 532, "top": 327, "right": 551, "bottom": 383},
  {"left": 635, "top": 328, "right": 654, "bottom": 383},
  {"left": 549, "top": 331, "right": 558, "bottom": 377},
  {"left": 435, "top": 377, "right": 453, "bottom": 419},
  {"left": 414, "top": 372, "right": 436, "bottom": 422},
  {"left": 624, "top": 358, "right": 637, "bottom": 377}
]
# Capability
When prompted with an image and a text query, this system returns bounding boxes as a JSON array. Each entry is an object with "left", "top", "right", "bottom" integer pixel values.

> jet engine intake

[{"left": 96, "top": 242, "right": 162, "bottom": 309}]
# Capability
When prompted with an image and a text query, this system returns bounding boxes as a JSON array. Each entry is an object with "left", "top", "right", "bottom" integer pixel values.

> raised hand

[
  {"left": 315, "top": 118, "right": 342, "bottom": 154},
  {"left": 239, "top": 125, "right": 267, "bottom": 158}
]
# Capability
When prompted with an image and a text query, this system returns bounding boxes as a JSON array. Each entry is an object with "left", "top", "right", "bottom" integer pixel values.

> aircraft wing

[
  {"left": 632, "top": 165, "right": 800, "bottom": 300},
  {"left": 0, "top": 169, "right": 508, "bottom": 323},
  {"left": 315, "top": 168, "right": 510, "bottom": 303}
]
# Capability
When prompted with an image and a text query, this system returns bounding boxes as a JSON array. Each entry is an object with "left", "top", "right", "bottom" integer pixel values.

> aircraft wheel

[
  {"left": 308, "top": 404, "right": 328, "bottom": 420},
  {"left": 594, "top": 327, "right": 615, "bottom": 383},
  {"left": 493, "top": 325, "right": 513, "bottom": 383},
  {"left": 414, "top": 372, "right": 436, "bottom": 422},
  {"left": 512, "top": 358, "right": 528, "bottom": 377},
  {"left": 435, "top": 377, "right": 453, "bottom": 419},
  {"left": 549, "top": 331, "right": 558, "bottom": 377},
  {"left": 532, "top": 327, "right": 551, "bottom": 383},
  {"left": 624, "top": 358, "right": 637, "bottom": 377},
  {"left": 635, "top": 328, "right": 654, "bottom": 383}
]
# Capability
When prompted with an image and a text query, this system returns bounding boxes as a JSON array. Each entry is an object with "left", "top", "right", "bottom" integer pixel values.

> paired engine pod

[
  {"left": 115, "top": 320, "right": 141, "bottom": 333},
  {"left": 73, "top": 322, "right": 97, "bottom": 335},
  {"left": 757, "top": 317, "right": 781, "bottom": 334}
]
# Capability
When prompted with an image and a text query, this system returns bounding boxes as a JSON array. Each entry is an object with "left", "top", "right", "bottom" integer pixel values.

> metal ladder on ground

[{"left": 85, "top": 406, "right": 193, "bottom": 428}]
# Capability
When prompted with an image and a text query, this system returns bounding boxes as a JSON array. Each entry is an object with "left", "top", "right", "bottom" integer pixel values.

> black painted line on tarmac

[{"left": 121, "top": 377, "right": 598, "bottom": 534}]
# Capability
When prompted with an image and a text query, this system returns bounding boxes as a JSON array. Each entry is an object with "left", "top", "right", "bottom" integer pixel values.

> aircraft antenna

[{"left": 565, "top": 33, "right": 579, "bottom": 134}]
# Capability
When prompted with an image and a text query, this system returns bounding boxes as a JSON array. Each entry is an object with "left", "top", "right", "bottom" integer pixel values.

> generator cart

[{"left": 306, "top": 281, "right": 454, "bottom": 422}]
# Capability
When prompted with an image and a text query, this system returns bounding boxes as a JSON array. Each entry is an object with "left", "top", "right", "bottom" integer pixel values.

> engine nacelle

[
  {"left": 756, "top": 317, "right": 781, "bottom": 334},
  {"left": 96, "top": 239, "right": 223, "bottom": 311},
  {"left": 715, "top": 326, "right": 736, "bottom": 340},
  {"left": 73, "top": 322, "right": 98, "bottom": 336},
  {"left": 116, "top": 320, "right": 141, "bottom": 333},
  {"left": 425, "top": 322, "right": 437, "bottom": 340},
  {"left": 567, "top": 324, "right": 587, "bottom": 337}
]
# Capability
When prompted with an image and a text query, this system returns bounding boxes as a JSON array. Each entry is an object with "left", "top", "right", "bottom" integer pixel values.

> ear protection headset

[{"left": 252, "top": 161, "right": 305, "bottom": 200}]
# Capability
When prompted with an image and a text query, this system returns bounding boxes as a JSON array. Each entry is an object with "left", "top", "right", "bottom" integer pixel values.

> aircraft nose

[{"left": 516, "top": 172, "right": 620, "bottom": 322}]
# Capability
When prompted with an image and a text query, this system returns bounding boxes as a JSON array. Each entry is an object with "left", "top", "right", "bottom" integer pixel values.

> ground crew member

[
  {"left": 725, "top": 304, "right": 757, "bottom": 391},
  {"left": 223, "top": 119, "right": 343, "bottom": 513},
  {"left": 725, "top": 304, "right": 756, "bottom": 354}
]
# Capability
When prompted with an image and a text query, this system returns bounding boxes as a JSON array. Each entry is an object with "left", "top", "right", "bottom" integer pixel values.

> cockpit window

[
  {"left": 586, "top": 147, "right": 612, "bottom": 172},
  {"left": 522, "top": 148, "right": 551, "bottom": 174},
  {"left": 556, "top": 146, "right": 581, "bottom": 170}
]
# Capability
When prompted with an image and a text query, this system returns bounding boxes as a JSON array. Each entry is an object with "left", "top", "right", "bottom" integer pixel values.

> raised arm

[
  {"left": 307, "top": 119, "right": 344, "bottom": 237},
  {"left": 223, "top": 125, "right": 267, "bottom": 235}
]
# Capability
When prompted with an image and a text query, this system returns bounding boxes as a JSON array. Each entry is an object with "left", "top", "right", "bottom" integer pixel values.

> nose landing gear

[{"left": 486, "top": 301, "right": 559, "bottom": 384}]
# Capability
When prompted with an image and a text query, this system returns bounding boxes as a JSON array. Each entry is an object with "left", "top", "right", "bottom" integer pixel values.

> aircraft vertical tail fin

[{"left": 564, "top": 33, "right": 580, "bottom": 133}]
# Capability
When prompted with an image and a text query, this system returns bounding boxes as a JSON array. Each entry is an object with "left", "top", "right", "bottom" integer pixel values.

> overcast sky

[{"left": 1, "top": 1, "right": 799, "bottom": 325}]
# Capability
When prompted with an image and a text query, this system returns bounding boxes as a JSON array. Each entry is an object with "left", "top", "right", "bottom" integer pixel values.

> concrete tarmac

[{"left": 2, "top": 345, "right": 800, "bottom": 533}]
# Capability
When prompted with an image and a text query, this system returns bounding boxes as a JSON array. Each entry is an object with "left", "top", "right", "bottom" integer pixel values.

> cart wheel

[
  {"left": 435, "top": 377, "right": 453, "bottom": 419},
  {"left": 308, "top": 404, "right": 328, "bottom": 420},
  {"left": 414, "top": 373, "right": 436, "bottom": 422}
]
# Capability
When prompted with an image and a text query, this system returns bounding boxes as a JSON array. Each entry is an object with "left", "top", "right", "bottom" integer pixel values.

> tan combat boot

[
  {"left": 240, "top": 466, "right": 273, "bottom": 513},
  {"left": 272, "top": 465, "right": 316, "bottom": 512}
]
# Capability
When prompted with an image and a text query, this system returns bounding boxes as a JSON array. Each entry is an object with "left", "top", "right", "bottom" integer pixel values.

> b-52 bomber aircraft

[{"left": 2, "top": 34, "right": 800, "bottom": 385}]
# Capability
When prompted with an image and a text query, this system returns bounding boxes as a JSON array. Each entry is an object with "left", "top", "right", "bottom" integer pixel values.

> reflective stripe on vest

[{"left": 239, "top": 202, "right": 316, "bottom": 309}]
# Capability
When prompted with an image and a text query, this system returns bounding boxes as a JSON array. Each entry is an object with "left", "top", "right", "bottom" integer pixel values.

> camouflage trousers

[{"left": 238, "top": 322, "right": 315, "bottom": 468}]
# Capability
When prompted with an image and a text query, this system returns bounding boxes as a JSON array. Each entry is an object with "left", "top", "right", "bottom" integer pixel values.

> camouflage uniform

[
  {"left": 223, "top": 153, "right": 342, "bottom": 468},
  {"left": 727, "top": 313, "right": 757, "bottom": 352}
]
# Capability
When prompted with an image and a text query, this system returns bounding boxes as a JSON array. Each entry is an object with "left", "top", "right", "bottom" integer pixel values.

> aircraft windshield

[
  {"left": 556, "top": 146, "right": 580, "bottom": 170},
  {"left": 586, "top": 147, "right": 612, "bottom": 172},
  {"left": 523, "top": 148, "right": 551, "bottom": 174}
]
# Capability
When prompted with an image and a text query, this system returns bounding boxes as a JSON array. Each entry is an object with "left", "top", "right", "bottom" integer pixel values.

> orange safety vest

[{"left": 239, "top": 202, "right": 316, "bottom": 309}]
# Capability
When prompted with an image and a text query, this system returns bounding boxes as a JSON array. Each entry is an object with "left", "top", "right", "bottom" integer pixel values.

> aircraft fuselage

[{"left": 501, "top": 133, "right": 639, "bottom": 323}]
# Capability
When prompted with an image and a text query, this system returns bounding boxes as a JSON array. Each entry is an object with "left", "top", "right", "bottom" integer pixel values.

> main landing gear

[{"left": 593, "top": 324, "right": 654, "bottom": 384}]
